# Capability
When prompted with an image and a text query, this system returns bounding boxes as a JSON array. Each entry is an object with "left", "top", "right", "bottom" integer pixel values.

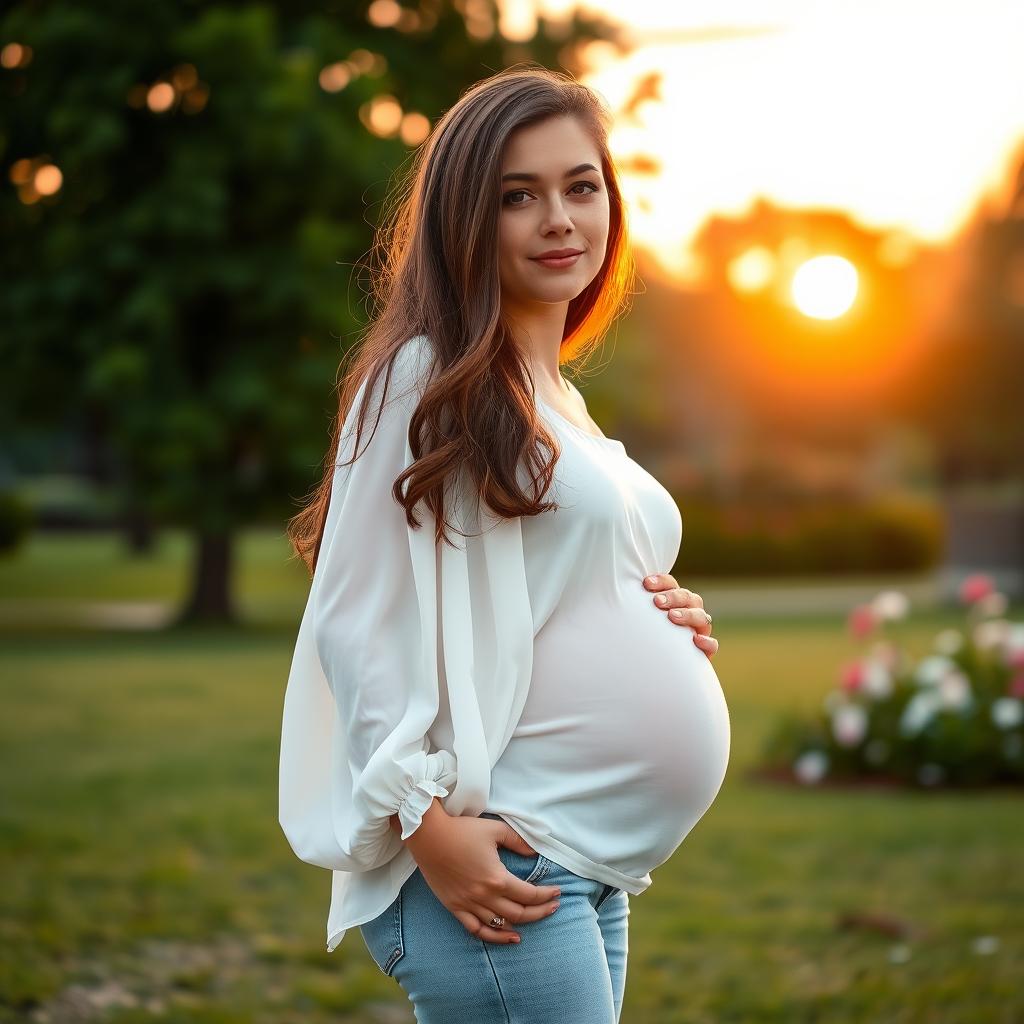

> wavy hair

[{"left": 287, "top": 64, "right": 637, "bottom": 574}]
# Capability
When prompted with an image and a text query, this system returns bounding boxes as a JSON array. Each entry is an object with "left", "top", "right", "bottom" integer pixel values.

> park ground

[{"left": 1, "top": 531, "right": 1021, "bottom": 1024}]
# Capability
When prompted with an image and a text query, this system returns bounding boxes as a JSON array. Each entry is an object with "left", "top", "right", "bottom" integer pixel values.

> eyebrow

[{"left": 501, "top": 162, "right": 600, "bottom": 183}]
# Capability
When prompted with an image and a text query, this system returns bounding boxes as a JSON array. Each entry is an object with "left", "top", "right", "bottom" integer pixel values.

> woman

[{"left": 279, "top": 65, "right": 730, "bottom": 1022}]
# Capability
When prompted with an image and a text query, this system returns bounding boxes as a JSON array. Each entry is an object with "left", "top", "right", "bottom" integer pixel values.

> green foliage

[{"left": 0, "top": 1, "right": 620, "bottom": 536}]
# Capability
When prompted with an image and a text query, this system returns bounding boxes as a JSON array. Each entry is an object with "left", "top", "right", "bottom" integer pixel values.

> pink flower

[
  {"left": 1008, "top": 649, "right": 1024, "bottom": 671},
  {"left": 959, "top": 573, "right": 995, "bottom": 605},
  {"left": 1009, "top": 673, "right": 1024, "bottom": 699},
  {"left": 840, "top": 661, "right": 864, "bottom": 693},
  {"left": 848, "top": 604, "right": 877, "bottom": 640}
]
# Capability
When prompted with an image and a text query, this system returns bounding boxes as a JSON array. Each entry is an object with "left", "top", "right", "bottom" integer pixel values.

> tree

[{"left": 0, "top": 0, "right": 625, "bottom": 623}]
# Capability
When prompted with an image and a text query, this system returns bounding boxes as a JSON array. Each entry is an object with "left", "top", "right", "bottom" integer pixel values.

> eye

[{"left": 502, "top": 181, "right": 602, "bottom": 206}]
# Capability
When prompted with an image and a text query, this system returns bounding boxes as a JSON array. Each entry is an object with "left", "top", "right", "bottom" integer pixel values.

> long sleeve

[{"left": 278, "top": 334, "right": 536, "bottom": 878}]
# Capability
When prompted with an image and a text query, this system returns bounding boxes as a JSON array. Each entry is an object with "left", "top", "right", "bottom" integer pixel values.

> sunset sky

[{"left": 501, "top": 0, "right": 1024, "bottom": 284}]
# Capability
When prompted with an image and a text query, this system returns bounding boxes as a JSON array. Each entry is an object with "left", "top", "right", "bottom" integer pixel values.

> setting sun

[
  {"left": 790, "top": 255, "right": 859, "bottom": 320},
  {"left": 544, "top": 2, "right": 1024, "bottom": 285}
]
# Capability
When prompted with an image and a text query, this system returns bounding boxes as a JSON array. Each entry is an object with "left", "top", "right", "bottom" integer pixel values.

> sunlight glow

[
  {"left": 551, "top": 1, "right": 1024, "bottom": 283},
  {"left": 727, "top": 246, "right": 776, "bottom": 293},
  {"left": 790, "top": 255, "right": 859, "bottom": 320}
]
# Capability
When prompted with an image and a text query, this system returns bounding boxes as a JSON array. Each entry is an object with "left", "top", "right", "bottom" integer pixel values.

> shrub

[
  {"left": 677, "top": 495, "right": 942, "bottom": 576},
  {"left": 758, "top": 575, "right": 1024, "bottom": 788}
]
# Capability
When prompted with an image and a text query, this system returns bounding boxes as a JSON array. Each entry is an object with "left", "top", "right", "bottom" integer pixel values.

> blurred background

[{"left": 1, "top": 2, "right": 1021, "bottom": 1022}]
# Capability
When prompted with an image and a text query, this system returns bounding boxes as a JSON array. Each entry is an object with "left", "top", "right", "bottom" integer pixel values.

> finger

[
  {"left": 468, "top": 893, "right": 561, "bottom": 927},
  {"left": 468, "top": 892, "right": 561, "bottom": 933},
  {"left": 504, "top": 875, "right": 562, "bottom": 906},
  {"left": 668, "top": 607, "right": 713, "bottom": 635},
  {"left": 693, "top": 633, "right": 719, "bottom": 657},
  {"left": 643, "top": 573, "right": 678, "bottom": 591},
  {"left": 652, "top": 586, "right": 694, "bottom": 610},
  {"left": 453, "top": 908, "right": 521, "bottom": 944}
]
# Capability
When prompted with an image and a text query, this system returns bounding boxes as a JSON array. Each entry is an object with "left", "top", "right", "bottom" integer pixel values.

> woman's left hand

[{"left": 643, "top": 574, "right": 718, "bottom": 659}]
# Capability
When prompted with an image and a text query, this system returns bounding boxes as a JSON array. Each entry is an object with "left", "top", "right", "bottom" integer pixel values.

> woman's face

[{"left": 498, "top": 115, "right": 610, "bottom": 312}]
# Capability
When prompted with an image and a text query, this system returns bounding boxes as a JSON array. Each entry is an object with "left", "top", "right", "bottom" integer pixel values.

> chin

[{"left": 525, "top": 283, "right": 582, "bottom": 303}]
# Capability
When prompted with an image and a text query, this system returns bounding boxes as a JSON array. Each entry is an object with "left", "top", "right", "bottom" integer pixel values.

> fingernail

[
  {"left": 512, "top": 935, "right": 521, "bottom": 943},
  {"left": 671, "top": 608, "right": 684, "bottom": 618},
  {"left": 656, "top": 594, "right": 668, "bottom": 605},
  {"left": 550, "top": 902, "right": 560, "bottom": 911},
  {"left": 645, "top": 575, "right": 656, "bottom": 585}
]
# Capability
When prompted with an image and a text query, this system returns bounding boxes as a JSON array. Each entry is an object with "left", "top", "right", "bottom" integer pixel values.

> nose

[{"left": 540, "top": 197, "right": 574, "bottom": 235}]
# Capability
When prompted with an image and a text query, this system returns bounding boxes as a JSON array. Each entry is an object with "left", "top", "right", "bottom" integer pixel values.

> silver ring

[
  {"left": 490, "top": 915, "right": 505, "bottom": 928},
  {"left": 704, "top": 610, "right": 712, "bottom": 626}
]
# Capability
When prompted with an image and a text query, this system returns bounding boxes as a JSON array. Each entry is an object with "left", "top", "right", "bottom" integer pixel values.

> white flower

[
  {"left": 914, "top": 655, "right": 956, "bottom": 687},
  {"left": 991, "top": 697, "right": 1024, "bottom": 730},
  {"left": 900, "top": 691, "right": 941, "bottom": 736},
  {"left": 872, "top": 590, "right": 910, "bottom": 621},
  {"left": 976, "top": 592, "right": 1008, "bottom": 617},
  {"left": 974, "top": 619, "right": 1010, "bottom": 651},
  {"left": 938, "top": 670, "right": 973, "bottom": 712},
  {"left": 1004, "top": 623, "right": 1024, "bottom": 657},
  {"left": 934, "top": 629, "right": 964, "bottom": 656},
  {"left": 971, "top": 935, "right": 1000, "bottom": 956},
  {"left": 861, "top": 658, "right": 894, "bottom": 699},
  {"left": 888, "top": 944, "right": 912, "bottom": 964},
  {"left": 794, "top": 750, "right": 829, "bottom": 784},
  {"left": 832, "top": 703, "right": 869, "bottom": 748},
  {"left": 917, "top": 762, "right": 945, "bottom": 786}
]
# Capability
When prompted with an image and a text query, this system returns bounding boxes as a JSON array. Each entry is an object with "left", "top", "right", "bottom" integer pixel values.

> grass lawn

[{"left": 0, "top": 530, "right": 1021, "bottom": 1023}]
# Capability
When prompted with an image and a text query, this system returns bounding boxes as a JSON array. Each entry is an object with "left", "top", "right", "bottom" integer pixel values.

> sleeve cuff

[{"left": 397, "top": 777, "right": 452, "bottom": 840}]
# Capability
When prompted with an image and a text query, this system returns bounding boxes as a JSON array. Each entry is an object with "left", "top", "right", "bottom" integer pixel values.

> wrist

[{"left": 395, "top": 795, "right": 449, "bottom": 849}]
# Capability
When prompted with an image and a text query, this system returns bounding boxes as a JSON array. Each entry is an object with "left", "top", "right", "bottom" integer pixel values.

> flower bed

[{"left": 757, "top": 574, "right": 1024, "bottom": 789}]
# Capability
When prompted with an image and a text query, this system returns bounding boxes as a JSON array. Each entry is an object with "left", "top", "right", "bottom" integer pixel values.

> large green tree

[{"left": 0, "top": 1, "right": 624, "bottom": 622}]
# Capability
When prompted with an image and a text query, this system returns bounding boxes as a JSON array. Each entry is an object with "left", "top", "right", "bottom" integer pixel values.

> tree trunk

[{"left": 176, "top": 529, "right": 237, "bottom": 625}]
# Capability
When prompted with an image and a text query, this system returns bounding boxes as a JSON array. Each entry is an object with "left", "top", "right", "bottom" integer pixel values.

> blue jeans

[{"left": 359, "top": 813, "right": 630, "bottom": 1023}]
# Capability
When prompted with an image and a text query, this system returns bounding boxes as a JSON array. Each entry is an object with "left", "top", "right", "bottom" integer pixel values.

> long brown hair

[{"left": 287, "top": 64, "right": 637, "bottom": 574}]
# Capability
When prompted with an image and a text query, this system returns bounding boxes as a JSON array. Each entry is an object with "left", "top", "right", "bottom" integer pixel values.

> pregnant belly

[{"left": 502, "top": 591, "right": 732, "bottom": 865}]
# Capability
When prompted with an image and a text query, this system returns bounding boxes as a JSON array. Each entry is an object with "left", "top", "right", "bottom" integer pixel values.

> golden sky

[{"left": 501, "top": 0, "right": 1024, "bottom": 283}]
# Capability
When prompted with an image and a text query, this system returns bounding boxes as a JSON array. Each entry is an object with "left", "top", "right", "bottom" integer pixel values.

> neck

[{"left": 502, "top": 302, "right": 570, "bottom": 394}]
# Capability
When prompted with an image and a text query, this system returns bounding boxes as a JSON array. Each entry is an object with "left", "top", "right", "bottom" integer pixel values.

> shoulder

[
  {"left": 355, "top": 333, "right": 437, "bottom": 416},
  {"left": 395, "top": 332, "right": 436, "bottom": 379},
  {"left": 383, "top": 333, "right": 438, "bottom": 403}
]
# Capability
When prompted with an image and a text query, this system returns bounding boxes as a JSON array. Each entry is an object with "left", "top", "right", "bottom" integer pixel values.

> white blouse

[{"left": 278, "top": 333, "right": 731, "bottom": 953}]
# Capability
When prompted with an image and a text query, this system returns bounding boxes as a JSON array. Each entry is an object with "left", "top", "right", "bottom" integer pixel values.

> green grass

[{"left": 0, "top": 531, "right": 1021, "bottom": 1023}]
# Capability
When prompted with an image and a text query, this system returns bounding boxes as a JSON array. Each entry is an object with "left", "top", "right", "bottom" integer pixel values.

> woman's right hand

[{"left": 402, "top": 799, "right": 562, "bottom": 943}]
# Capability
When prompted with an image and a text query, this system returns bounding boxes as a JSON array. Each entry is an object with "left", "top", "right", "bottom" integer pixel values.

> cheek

[
  {"left": 586, "top": 205, "right": 610, "bottom": 259},
  {"left": 498, "top": 217, "right": 523, "bottom": 268}
]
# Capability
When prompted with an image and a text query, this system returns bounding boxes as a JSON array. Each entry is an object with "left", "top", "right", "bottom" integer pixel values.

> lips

[
  {"left": 531, "top": 249, "right": 584, "bottom": 269},
  {"left": 531, "top": 248, "right": 583, "bottom": 260}
]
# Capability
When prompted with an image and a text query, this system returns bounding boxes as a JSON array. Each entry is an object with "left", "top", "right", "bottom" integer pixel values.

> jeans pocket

[
  {"left": 358, "top": 890, "right": 406, "bottom": 977},
  {"left": 482, "top": 813, "right": 551, "bottom": 885},
  {"left": 496, "top": 843, "right": 550, "bottom": 885}
]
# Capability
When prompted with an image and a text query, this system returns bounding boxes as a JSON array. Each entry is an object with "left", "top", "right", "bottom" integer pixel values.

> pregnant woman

[{"left": 278, "top": 65, "right": 730, "bottom": 1023}]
